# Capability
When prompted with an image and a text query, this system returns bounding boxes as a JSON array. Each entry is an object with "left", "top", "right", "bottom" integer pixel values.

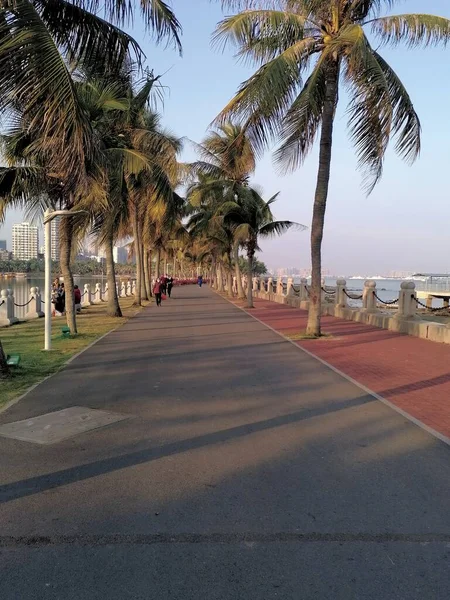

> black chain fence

[
  {"left": 321, "top": 287, "right": 336, "bottom": 295},
  {"left": 14, "top": 297, "right": 35, "bottom": 307},
  {"left": 344, "top": 290, "right": 363, "bottom": 300},
  {"left": 415, "top": 296, "right": 449, "bottom": 312},
  {"left": 374, "top": 292, "right": 399, "bottom": 306}
]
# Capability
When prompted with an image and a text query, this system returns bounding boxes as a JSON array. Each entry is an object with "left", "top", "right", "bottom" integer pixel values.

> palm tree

[
  {"left": 0, "top": 1, "right": 181, "bottom": 183},
  {"left": 188, "top": 123, "right": 256, "bottom": 298},
  {"left": 215, "top": 0, "right": 450, "bottom": 335},
  {"left": 221, "top": 189, "right": 302, "bottom": 307}
]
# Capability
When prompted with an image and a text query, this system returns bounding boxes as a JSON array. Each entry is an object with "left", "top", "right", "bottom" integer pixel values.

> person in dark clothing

[
  {"left": 54, "top": 283, "right": 65, "bottom": 314},
  {"left": 160, "top": 275, "right": 167, "bottom": 295},
  {"left": 153, "top": 278, "right": 162, "bottom": 306},
  {"left": 198, "top": 275, "right": 203, "bottom": 287},
  {"left": 167, "top": 277, "right": 173, "bottom": 298}
]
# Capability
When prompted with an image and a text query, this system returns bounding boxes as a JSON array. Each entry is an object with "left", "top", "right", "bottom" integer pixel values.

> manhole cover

[{"left": 0, "top": 407, "right": 129, "bottom": 445}]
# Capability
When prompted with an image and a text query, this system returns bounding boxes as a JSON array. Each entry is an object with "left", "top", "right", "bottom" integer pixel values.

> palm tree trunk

[
  {"left": 306, "top": 61, "right": 339, "bottom": 337},
  {"left": 155, "top": 248, "right": 161, "bottom": 279},
  {"left": 234, "top": 244, "right": 245, "bottom": 299},
  {"left": 217, "top": 264, "right": 224, "bottom": 292},
  {"left": 226, "top": 251, "right": 233, "bottom": 297},
  {"left": 148, "top": 249, "right": 153, "bottom": 297},
  {"left": 143, "top": 247, "right": 151, "bottom": 299},
  {"left": 132, "top": 207, "right": 142, "bottom": 306},
  {"left": 60, "top": 216, "right": 76, "bottom": 334},
  {"left": 247, "top": 242, "right": 256, "bottom": 309},
  {"left": 0, "top": 339, "right": 10, "bottom": 378},
  {"left": 105, "top": 231, "right": 122, "bottom": 317}
]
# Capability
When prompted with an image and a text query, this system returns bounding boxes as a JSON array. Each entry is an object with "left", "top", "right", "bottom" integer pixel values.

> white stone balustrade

[
  {"left": 82, "top": 283, "right": 92, "bottom": 307},
  {"left": 93, "top": 283, "right": 103, "bottom": 304},
  {"left": 362, "top": 280, "right": 377, "bottom": 312},
  {"left": 132, "top": 280, "right": 136, "bottom": 295},
  {"left": 396, "top": 281, "right": 417, "bottom": 319},
  {"left": 276, "top": 279, "right": 284, "bottom": 295},
  {"left": 0, "top": 289, "right": 19, "bottom": 326},
  {"left": 335, "top": 279, "right": 347, "bottom": 308},
  {"left": 267, "top": 277, "right": 273, "bottom": 295},
  {"left": 126, "top": 281, "right": 132, "bottom": 296},
  {"left": 120, "top": 282, "right": 127, "bottom": 298},
  {"left": 252, "top": 277, "right": 259, "bottom": 292},
  {"left": 103, "top": 285, "right": 108, "bottom": 301},
  {"left": 299, "top": 278, "right": 309, "bottom": 301},
  {"left": 25, "top": 287, "right": 44, "bottom": 320},
  {"left": 259, "top": 278, "right": 266, "bottom": 292},
  {"left": 286, "top": 277, "right": 294, "bottom": 296}
]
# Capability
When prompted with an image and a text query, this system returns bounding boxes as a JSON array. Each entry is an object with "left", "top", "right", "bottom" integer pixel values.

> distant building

[
  {"left": 12, "top": 222, "right": 39, "bottom": 260},
  {"left": 43, "top": 217, "right": 61, "bottom": 261},
  {"left": 0, "top": 240, "right": 6, "bottom": 251},
  {"left": 0, "top": 249, "right": 11, "bottom": 260},
  {"left": 113, "top": 246, "right": 128, "bottom": 264}
]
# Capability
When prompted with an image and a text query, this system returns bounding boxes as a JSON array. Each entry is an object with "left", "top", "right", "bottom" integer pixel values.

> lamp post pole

[{"left": 43, "top": 209, "right": 87, "bottom": 351}]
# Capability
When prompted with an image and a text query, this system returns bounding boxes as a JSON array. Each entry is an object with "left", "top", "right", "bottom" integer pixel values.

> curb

[{"left": 216, "top": 290, "right": 450, "bottom": 448}]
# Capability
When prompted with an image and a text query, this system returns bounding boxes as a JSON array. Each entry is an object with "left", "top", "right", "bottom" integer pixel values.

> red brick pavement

[{"left": 230, "top": 296, "right": 450, "bottom": 442}]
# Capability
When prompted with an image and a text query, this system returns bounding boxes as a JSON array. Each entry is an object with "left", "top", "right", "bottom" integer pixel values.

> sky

[{"left": 1, "top": 0, "right": 450, "bottom": 275}]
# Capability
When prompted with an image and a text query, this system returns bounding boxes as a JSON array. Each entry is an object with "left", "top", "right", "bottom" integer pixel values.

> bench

[{"left": 6, "top": 354, "right": 21, "bottom": 367}]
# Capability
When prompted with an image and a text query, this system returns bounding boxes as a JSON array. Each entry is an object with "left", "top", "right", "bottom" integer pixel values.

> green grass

[{"left": 0, "top": 297, "right": 150, "bottom": 409}]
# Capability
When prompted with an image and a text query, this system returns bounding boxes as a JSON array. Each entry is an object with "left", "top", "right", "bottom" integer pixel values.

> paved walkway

[
  {"left": 1, "top": 286, "right": 450, "bottom": 599},
  {"left": 236, "top": 296, "right": 450, "bottom": 442}
]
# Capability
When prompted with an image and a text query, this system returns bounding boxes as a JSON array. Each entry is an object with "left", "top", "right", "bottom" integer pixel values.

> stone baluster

[
  {"left": 252, "top": 277, "right": 259, "bottom": 292},
  {"left": 120, "top": 282, "right": 127, "bottom": 298},
  {"left": 286, "top": 277, "right": 294, "bottom": 296},
  {"left": 259, "top": 278, "right": 266, "bottom": 293},
  {"left": 25, "top": 286, "right": 44, "bottom": 319},
  {"left": 82, "top": 283, "right": 92, "bottom": 307},
  {"left": 116, "top": 282, "right": 120, "bottom": 298},
  {"left": 93, "top": 283, "right": 103, "bottom": 304},
  {"left": 299, "top": 278, "right": 309, "bottom": 301},
  {"left": 126, "top": 281, "right": 132, "bottom": 296},
  {"left": 267, "top": 277, "right": 273, "bottom": 295},
  {"left": 362, "top": 280, "right": 377, "bottom": 312},
  {"left": 335, "top": 279, "right": 347, "bottom": 308},
  {"left": 132, "top": 280, "right": 136, "bottom": 295},
  {"left": 103, "top": 284, "right": 108, "bottom": 302},
  {"left": 0, "top": 289, "right": 18, "bottom": 325},
  {"left": 276, "top": 278, "right": 284, "bottom": 295},
  {"left": 395, "top": 281, "right": 417, "bottom": 319}
]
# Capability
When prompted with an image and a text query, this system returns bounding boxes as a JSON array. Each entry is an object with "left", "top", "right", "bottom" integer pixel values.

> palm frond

[{"left": 370, "top": 14, "right": 450, "bottom": 47}]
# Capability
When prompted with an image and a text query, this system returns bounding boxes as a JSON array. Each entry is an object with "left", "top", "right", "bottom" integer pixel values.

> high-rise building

[
  {"left": 113, "top": 246, "right": 128, "bottom": 264},
  {"left": 50, "top": 216, "right": 61, "bottom": 261},
  {"left": 0, "top": 240, "right": 6, "bottom": 251},
  {"left": 12, "top": 222, "right": 39, "bottom": 260}
]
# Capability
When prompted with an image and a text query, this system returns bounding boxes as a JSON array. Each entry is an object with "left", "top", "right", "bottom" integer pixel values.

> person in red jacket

[
  {"left": 74, "top": 285, "right": 82, "bottom": 314},
  {"left": 153, "top": 278, "right": 162, "bottom": 306}
]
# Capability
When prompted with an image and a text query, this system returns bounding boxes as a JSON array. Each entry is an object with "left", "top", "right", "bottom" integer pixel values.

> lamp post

[{"left": 43, "top": 208, "right": 86, "bottom": 351}]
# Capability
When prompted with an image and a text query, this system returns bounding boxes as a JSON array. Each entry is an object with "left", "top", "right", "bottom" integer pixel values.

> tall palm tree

[
  {"left": 188, "top": 123, "right": 256, "bottom": 298},
  {"left": 221, "top": 189, "right": 302, "bottom": 307},
  {"left": 215, "top": 0, "right": 450, "bottom": 335},
  {"left": 0, "top": 0, "right": 182, "bottom": 183}
]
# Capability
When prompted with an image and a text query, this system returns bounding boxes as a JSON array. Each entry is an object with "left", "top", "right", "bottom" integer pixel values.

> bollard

[
  {"left": 93, "top": 283, "right": 103, "bottom": 304},
  {"left": 276, "top": 278, "right": 284, "bottom": 295},
  {"left": 267, "top": 277, "right": 273, "bottom": 295},
  {"left": 259, "top": 278, "right": 266, "bottom": 293},
  {"left": 253, "top": 277, "right": 259, "bottom": 292},
  {"left": 286, "top": 277, "right": 294, "bottom": 296},
  {"left": 103, "top": 284, "right": 108, "bottom": 302},
  {"left": 299, "top": 278, "right": 309, "bottom": 301},
  {"left": 120, "top": 282, "right": 127, "bottom": 298},
  {"left": 131, "top": 280, "right": 136, "bottom": 295},
  {"left": 335, "top": 279, "right": 348, "bottom": 308},
  {"left": 116, "top": 282, "right": 120, "bottom": 298},
  {"left": 362, "top": 280, "right": 377, "bottom": 312},
  {"left": 395, "top": 281, "right": 417, "bottom": 319},
  {"left": 25, "top": 286, "right": 44, "bottom": 319},
  {"left": 126, "top": 281, "right": 132, "bottom": 296},
  {"left": 82, "top": 283, "right": 92, "bottom": 307},
  {"left": 0, "top": 289, "right": 18, "bottom": 325}
]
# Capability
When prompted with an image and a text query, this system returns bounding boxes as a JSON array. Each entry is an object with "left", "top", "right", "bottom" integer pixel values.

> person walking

[
  {"left": 74, "top": 285, "right": 82, "bottom": 314},
  {"left": 153, "top": 278, "right": 163, "bottom": 307},
  {"left": 167, "top": 276, "right": 173, "bottom": 298},
  {"left": 197, "top": 275, "right": 203, "bottom": 287}
]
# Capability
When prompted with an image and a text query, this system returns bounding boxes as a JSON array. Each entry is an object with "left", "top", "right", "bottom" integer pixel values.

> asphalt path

[{"left": 1, "top": 285, "right": 449, "bottom": 599}]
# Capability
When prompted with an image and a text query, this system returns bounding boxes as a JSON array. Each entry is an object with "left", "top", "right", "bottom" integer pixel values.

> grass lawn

[{"left": 0, "top": 297, "right": 151, "bottom": 409}]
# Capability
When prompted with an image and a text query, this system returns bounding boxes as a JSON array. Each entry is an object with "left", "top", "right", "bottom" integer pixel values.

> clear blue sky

[{"left": 1, "top": 0, "right": 450, "bottom": 275}]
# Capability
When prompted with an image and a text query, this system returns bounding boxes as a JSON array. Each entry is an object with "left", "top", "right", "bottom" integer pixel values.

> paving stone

[{"left": 0, "top": 406, "right": 129, "bottom": 445}]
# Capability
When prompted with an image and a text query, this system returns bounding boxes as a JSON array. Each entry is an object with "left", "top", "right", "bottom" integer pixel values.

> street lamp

[{"left": 43, "top": 208, "right": 86, "bottom": 351}]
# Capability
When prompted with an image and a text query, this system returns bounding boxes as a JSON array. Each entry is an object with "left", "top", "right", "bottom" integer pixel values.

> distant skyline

[{"left": 1, "top": 0, "right": 449, "bottom": 273}]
